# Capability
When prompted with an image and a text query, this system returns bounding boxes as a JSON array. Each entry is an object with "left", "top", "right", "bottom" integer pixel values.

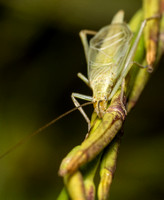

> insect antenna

[{"left": 0, "top": 101, "right": 93, "bottom": 159}]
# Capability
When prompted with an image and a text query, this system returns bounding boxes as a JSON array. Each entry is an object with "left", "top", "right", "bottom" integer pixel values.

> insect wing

[{"left": 88, "top": 23, "right": 133, "bottom": 84}]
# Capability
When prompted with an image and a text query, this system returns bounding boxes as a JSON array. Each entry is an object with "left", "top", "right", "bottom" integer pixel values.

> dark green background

[{"left": 0, "top": 0, "right": 163, "bottom": 199}]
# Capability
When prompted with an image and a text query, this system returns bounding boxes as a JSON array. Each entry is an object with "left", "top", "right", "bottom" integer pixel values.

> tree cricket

[
  {"left": 0, "top": 10, "right": 160, "bottom": 161},
  {"left": 72, "top": 10, "right": 160, "bottom": 131},
  {"left": 57, "top": 5, "right": 163, "bottom": 199}
]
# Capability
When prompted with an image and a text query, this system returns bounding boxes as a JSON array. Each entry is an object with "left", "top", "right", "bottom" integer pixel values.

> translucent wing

[{"left": 88, "top": 23, "right": 133, "bottom": 86}]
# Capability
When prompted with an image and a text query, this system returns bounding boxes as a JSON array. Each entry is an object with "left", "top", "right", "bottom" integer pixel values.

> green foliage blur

[{"left": 0, "top": 0, "right": 163, "bottom": 199}]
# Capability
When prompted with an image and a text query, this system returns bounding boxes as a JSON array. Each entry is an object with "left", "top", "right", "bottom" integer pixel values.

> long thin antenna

[{"left": 0, "top": 101, "right": 93, "bottom": 159}]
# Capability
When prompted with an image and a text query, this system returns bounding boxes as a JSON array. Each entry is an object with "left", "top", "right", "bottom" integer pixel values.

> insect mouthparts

[{"left": 93, "top": 99, "right": 107, "bottom": 118}]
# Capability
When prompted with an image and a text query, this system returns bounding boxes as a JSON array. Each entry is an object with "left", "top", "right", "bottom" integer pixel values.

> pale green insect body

[
  {"left": 72, "top": 11, "right": 158, "bottom": 125},
  {"left": 88, "top": 22, "right": 133, "bottom": 117}
]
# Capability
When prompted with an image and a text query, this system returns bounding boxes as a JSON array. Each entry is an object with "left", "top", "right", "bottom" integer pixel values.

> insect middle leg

[
  {"left": 76, "top": 30, "right": 97, "bottom": 93},
  {"left": 79, "top": 30, "right": 97, "bottom": 62},
  {"left": 77, "top": 72, "right": 89, "bottom": 86},
  {"left": 71, "top": 93, "right": 93, "bottom": 131}
]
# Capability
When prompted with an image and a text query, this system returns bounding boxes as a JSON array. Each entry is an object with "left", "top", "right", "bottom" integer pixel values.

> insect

[
  {"left": 71, "top": 10, "right": 159, "bottom": 131},
  {"left": 0, "top": 10, "right": 159, "bottom": 160}
]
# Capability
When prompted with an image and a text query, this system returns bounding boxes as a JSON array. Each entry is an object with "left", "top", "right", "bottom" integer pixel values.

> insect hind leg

[
  {"left": 71, "top": 93, "right": 93, "bottom": 131},
  {"left": 79, "top": 30, "right": 97, "bottom": 62},
  {"left": 108, "top": 14, "right": 160, "bottom": 102},
  {"left": 77, "top": 72, "right": 89, "bottom": 86}
]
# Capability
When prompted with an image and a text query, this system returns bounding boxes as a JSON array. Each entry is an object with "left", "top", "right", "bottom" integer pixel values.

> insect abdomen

[{"left": 88, "top": 23, "right": 133, "bottom": 100}]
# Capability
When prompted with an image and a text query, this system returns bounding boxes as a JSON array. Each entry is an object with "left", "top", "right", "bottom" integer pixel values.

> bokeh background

[{"left": 0, "top": 0, "right": 163, "bottom": 199}]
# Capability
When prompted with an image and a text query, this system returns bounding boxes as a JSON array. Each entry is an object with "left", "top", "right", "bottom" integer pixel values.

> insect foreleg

[
  {"left": 79, "top": 30, "right": 97, "bottom": 62},
  {"left": 77, "top": 72, "right": 89, "bottom": 86},
  {"left": 71, "top": 93, "right": 93, "bottom": 131}
]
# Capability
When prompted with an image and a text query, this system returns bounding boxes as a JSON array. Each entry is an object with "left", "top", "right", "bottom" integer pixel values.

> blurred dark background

[{"left": 0, "top": 0, "right": 163, "bottom": 199}]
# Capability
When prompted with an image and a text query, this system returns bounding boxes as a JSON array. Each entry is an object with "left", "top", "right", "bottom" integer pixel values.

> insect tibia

[
  {"left": 145, "top": 14, "right": 161, "bottom": 22},
  {"left": 132, "top": 61, "right": 148, "bottom": 69},
  {"left": 132, "top": 61, "right": 154, "bottom": 73}
]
